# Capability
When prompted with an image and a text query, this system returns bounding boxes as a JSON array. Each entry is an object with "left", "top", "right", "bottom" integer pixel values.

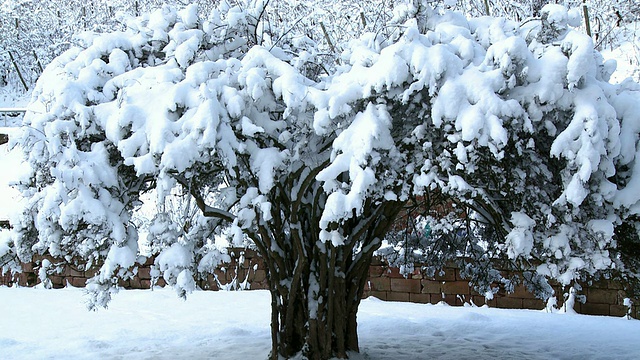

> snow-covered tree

[{"left": 8, "top": 1, "right": 640, "bottom": 358}]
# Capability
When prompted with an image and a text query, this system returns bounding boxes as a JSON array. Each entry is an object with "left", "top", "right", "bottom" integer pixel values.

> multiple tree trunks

[
  {"left": 246, "top": 176, "right": 405, "bottom": 359},
  {"left": 261, "top": 240, "right": 386, "bottom": 359}
]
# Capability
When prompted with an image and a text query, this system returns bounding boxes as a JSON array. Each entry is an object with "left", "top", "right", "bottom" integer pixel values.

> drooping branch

[{"left": 173, "top": 175, "right": 236, "bottom": 222}]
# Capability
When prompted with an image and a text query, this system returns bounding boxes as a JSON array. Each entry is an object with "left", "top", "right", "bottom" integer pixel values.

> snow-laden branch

[{"left": 173, "top": 175, "right": 235, "bottom": 222}]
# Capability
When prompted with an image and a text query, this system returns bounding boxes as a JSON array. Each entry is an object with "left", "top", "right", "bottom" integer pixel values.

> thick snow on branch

[{"left": 10, "top": 2, "right": 640, "bottom": 301}]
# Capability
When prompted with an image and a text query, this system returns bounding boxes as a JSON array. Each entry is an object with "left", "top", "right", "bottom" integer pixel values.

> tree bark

[
  {"left": 262, "top": 242, "right": 374, "bottom": 359},
  {"left": 250, "top": 182, "right": 403, "bottom": 359}
]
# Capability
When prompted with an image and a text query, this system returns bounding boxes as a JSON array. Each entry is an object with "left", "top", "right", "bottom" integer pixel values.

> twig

[
  {"left": 320, "top": 22, "right": 336, "bottom": 53},
  {"left": 582, "top": 0, "right": 592, "bottom": 37},
  {"left": 7, "top": 51, "right": 28, "bottom": 92},
  {"left": 483, "top": 0, "right": 490, "bottom": 16},
  {"left": 33, "top": 50, "right": 44, "bottom": 74}
]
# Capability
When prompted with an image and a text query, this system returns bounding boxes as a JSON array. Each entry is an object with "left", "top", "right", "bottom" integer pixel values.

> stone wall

[{"left": 1, "top": 250, "right": 637, "bottom": 319}]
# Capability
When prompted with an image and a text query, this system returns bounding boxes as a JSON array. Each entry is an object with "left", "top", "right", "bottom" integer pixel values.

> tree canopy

[{"left": 5, "top": 1, "right": 640, "bottom": 358}]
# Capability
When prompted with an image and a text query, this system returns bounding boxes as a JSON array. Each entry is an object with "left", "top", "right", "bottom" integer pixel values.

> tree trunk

[
  {"left": 249, "top": 188, "right": 404, "bottom": 359},
  {"left": 261, "top": 240, "right": 376, "bottom": 359}
]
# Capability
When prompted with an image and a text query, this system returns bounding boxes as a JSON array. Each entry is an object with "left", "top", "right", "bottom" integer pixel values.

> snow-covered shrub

[
  {"left": 8, "top": 1, "right": 640, "bottom": 359},
  {"left": 380, "top": 3, "right": 640, "bottom": 301}
]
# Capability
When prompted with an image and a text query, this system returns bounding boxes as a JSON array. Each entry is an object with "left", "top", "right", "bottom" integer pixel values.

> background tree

[
  {"left": 1, "top": 0, "right": 639, "bottom": 93},
  {"left": 6, "top": 1, "right": 640, "bottom": 359}
]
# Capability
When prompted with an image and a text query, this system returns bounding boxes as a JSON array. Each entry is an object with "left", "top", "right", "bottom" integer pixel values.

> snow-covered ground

[
  {"left": 0, "top": 286, "right": 638, "bottom": 360},
  {"left": 601, "top": 22, "right": 640, "bottom": 83},
  {"left": 0, "top": 86, "right": 29, "bottom": 106}
]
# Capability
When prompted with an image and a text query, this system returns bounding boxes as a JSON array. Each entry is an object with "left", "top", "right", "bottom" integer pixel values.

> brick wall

[
  {"left": 0, "top": 249, "right": 268, "bottom": 291},
  {"left": 1, "top": 251, "right": 637, "bottom": 319},
  {"left": 363, "top": 257, "right": 639, "bottom": 318}
]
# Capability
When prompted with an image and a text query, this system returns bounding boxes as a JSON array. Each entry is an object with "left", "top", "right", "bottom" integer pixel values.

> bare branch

[{"left": 174, "top": 175, "right": 235, "bottom": 222}]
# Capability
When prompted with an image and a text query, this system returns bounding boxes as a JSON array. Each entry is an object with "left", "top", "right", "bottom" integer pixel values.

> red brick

[
  {"left": 410, "top": 293, "right": 431, "bottom": 304},
  {"left": 224, "top": 268, "right": 235, "bottom": 281},
  {"left": 387, "top": 292, "right": 410, "bottom": 302},
  {"left": 0, "top": 273, "right": 10, "bottom": 286},
  {"left": 22, "top": 262, "right": 35, "bottom": 272},
  {"left": 431, "top": 293, "right": 446, "bottom": 304},
  {"left": 471, "top": 295, "right": 487, "bottom": 306},
  {"left": 137, "top": 267, "right": 152, "bottom": 280},
  {"left": 441, "top": 281, "right": 471, "bottom": 295},
  {"left": 386, "top": 267, "right": 406, "bottom": 278},
  {"left": 84, "top": 267, "right": 98, "bottom": 278},
  {"left": 496, "top": 297, "right": 523, "bottom": 309},
  {"left": 587, "top": 288, "right": 618, "bottom": 304},
  {"left": 49, "top": 275, "right": 64, "bottom": 287},
  {"left": 608, "top": 281, "right": 624, "bottom": 290},
  {"left": 579, "top": 302, "right": 610, "bottom": 316},
  {"left": 249, "top": 281, "right": 269, "bottom": 290},
  {"left": 368, "top": 265, "right": 385, "bottom": 277},
  {"left": 609, "top": 304, "right": 629, "bottom": 317},
  {"left": 203, "top": 275, "right": 219, "bottom": 290},
  {"left": 129, "top": 278, "right": 150, "bottom": 289},
  {"left": 128, "top": 278, "right": 140, "bottom": 289},
  {"left": 421, "top": 280, "right": 442, "bottom": 294},
  {"left": 369, "top": 277, "right": 390, "bottom": 291},
  {"left": 18, "top": 273, "right": 36, "bottom": 286},
  {"left": 242, "top": 249, "right": 257, "bottom": 258},
  {"left": 510, "top": 285, "right": 536, "bottom": 299},
  {"left": 63, "top": 267, "right": 84, "bottom": 277},
  {"left": 522, "top": 298, "right": 545, "bottom": 310},
  {"left": 368, "top": 291, "right": 387, "bottom": 301},
  {"left": 238, "top": 269, "right": 249, "bottom": 281},
  {"left": 459, "top": 294, "right": 475, "bottom": 305},
  {"left": 440, "top": 295, "right": 463, "bottom": 306},
  {"left": 391, "top": 278, "right": 421, "bottom": 293},
  {"left": 252, "top": 269, "right": 267, "bottom": 282},
  {"left": 214, "top": 268, "right": 226, "bottom": 281},
  {"left": 434, "top": 268, "right": 456, "bottom": 281},
  {"left": 586, "top": 279, "right": 608, "bottom": 289}
]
